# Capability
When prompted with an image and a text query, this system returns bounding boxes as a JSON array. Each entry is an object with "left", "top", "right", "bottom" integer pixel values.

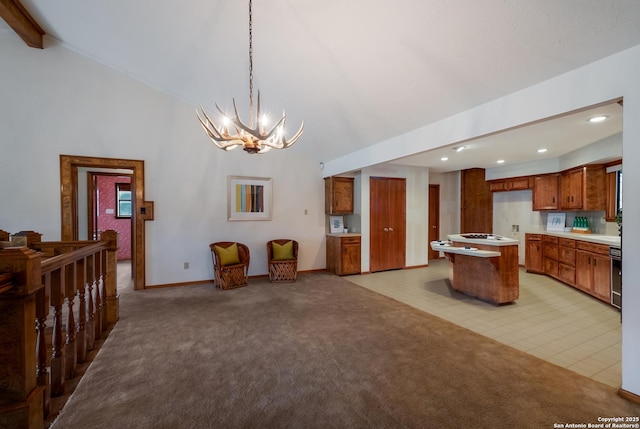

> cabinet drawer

[
  {"left": 558, "top": 263, "right": 576, "bottom": 285},
  {"left": 543, "top": 235, "right": 559, "bottom": 244},
  {"left": 559, "top": 238, "right": 575, "bottom": 248},
  {"left": 576, "top": 241, "right": 609, "bottom": 255},
  {"left": 341, "top": 237, "right": 361, "bottom": 245},
  {"left": 526, "top": 233, "right": 542, "bottom": 242},
  {"left": 544, "top": 243, "right": 558, "bottom": 260},
  {"left": 559, "top": 247, "right": 575, "bottom": 266}
]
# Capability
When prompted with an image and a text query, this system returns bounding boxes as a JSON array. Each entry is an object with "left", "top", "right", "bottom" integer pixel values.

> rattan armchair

[
  {"left": 210, "top": 242, "right": 250, "bottom": 289},
  {"left": 266, "top": 239, "right": 298, "bottom": 283}
]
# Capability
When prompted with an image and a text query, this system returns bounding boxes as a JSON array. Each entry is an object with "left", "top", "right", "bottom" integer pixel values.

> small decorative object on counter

[{"left": 571, "top": 216, "right": 591, "bottom": 234}]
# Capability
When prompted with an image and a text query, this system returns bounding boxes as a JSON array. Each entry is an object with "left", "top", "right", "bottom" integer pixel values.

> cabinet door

[
  {"left": 525, "top": 238, "right": 543, "bottom": 273},
  {"left": 532, "top": 174, "right": 559, "bottom": 210},
  {"left": 341, "top": 238, "right": 361, "bottom": 275},
  {"left": 544, "top": 257, "right": 558, "bottom": 278},
  {"left": 591, "top": 254, "right": 611, "bottom": 301},
  {"left": 558, "top": 263, "right": 576, "bottom": 285},
  {"left": 325, "top": 177, "right": 354, "bottom": 214},
  {"left": 561, "top": 169, "right": 583, "bottom": 209},
  {"left": 575, "top": 250, "right": 592, "bottom": 293}
]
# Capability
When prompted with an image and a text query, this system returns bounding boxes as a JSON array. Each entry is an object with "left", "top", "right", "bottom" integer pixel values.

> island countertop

[{"left": 447, "top": 234, "right": 519, "bottom": 247}]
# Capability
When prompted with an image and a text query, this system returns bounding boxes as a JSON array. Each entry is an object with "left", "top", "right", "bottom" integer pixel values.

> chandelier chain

[{"left": 248, "top": 0, "right": 254, "bottom": 126}]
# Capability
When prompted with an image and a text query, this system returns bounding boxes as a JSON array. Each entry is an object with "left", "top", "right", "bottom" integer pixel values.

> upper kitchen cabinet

[
  {"left": 487, "top": 176, "right": 533, "bottom": 192},
  {"left": 325, "top": 176, "right": 354, "bottom": 214},
  {"left": 560, "top": 165, "right": 606, "bottom": 211},
  {"left": 532, "top": 174, "right": 560, "bottom": 210}
]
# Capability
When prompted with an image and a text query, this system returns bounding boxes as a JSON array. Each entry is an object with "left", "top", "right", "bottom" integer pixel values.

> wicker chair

[
  {"left": 266, "top": 239, "right": 298, "bottom": 283},
  {"left": 210, "top": 242, "right": 250, "bottom": 290}
]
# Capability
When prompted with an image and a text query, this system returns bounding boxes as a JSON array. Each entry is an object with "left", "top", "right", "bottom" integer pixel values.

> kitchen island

[{"left": 431, "top": 234, "right": 519, "bottom": 305}]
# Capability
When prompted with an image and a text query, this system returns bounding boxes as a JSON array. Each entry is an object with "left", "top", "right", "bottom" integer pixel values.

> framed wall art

[{"left": 227, "top": 176, "right": 272, "bottom": 221}]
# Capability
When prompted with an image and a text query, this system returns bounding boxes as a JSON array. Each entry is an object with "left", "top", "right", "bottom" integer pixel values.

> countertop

[
  {"left": 430, "top": 241, "right": 500, "bottom": 258},
  {"left": 526, "top": 230, "right": 620, "bottom": 247},
  {"left": 326, "top": 233, "right": 362, "bottom": 237},
  {"left": 447, "top": 234, "right": 519, "bottom": 247}
]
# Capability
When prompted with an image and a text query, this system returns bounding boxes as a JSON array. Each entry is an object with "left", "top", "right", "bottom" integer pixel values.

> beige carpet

[{"left": 50, "top": 272, "right": 639, "bottom": 428}]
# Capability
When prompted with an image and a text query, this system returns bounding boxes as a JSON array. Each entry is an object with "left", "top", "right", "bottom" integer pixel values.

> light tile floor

[{"left": 345, "top": 259, "right": 622, "bottom": 388}]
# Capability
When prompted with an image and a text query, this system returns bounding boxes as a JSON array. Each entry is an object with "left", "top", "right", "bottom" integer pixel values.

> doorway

[
  {"left": 60, "top": 155, "right": 147, "bottom": 290},
  {"left": 428, "top": 184, "right": 440, "bottom": 261}
]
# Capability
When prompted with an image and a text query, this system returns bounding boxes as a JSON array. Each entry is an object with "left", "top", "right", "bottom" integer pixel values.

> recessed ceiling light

[
  {"left": 589, "top": 115, "right": 607, "bottom": 123},
  {"left": 537, "top": 148, "right": 548, "bottom": 153},
  {"left": 440, "top": 157, "right": 449, "bottom": 161},
  {"left": 453, "top": 145, "right": 467, "bottom": 152},
  {"left": 497, "top": 159, "right": 505, "bottom": 164}
]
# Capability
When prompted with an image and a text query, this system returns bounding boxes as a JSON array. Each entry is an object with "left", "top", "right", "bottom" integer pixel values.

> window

[{"left": 116, "top": 183, "right": 132, "bottom": 218}]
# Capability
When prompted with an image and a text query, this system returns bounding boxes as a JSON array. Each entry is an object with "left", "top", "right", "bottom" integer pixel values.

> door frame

[
  {"left": 428, "top": 184, "right": 440, "bottom": 261},
  {"left": 60, "top": 155, "right": 146, "bottom": 289}
]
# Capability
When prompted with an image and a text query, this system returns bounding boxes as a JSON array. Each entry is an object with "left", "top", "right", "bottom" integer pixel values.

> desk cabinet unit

[
  {"left": 326, "top": 234, "right": 361, "bottom": 275},
  {"left": 324, "top": 176, "right": 354, "bottom": 214}
]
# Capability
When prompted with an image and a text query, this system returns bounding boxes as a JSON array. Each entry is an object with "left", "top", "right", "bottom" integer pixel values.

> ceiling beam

[{"left": 0, "top": 0, "right": 44, "bottom": 48}]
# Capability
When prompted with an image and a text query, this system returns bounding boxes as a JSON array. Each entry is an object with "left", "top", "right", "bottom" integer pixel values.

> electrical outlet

[
  {"left": 512, "top": 225, "right": 519, "bottom": 232},
  {"left": 183, "top": 262, "right": 189, "bottom": 269}
]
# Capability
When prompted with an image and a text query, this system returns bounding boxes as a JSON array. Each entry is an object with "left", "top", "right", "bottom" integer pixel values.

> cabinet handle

[
  {"left": 384, "top": 228, "right": 389, "bottom": 232},
  {"left": 389, "top": 227, "right": 394, "bottom": 232},
  {"left": 552, "top": 197, "right": 555, "bottom": 204}
]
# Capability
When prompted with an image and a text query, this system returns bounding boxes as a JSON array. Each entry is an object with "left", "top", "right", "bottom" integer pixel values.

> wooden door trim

[
  {"left": 60, "top": 155, "right": 146, "bottom": 289},
  {"left": 428, "top": 184, "right": 440, "bottom": 260}
]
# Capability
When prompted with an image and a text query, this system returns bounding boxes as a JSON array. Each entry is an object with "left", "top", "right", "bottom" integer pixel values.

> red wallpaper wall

[{"left": 97, "top": 175, "right": 131, "bottom": 260}]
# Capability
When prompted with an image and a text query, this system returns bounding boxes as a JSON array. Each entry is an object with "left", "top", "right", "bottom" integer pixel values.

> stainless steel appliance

[{"left": 609, "top": 245, "right": 621, "bottom": 311}]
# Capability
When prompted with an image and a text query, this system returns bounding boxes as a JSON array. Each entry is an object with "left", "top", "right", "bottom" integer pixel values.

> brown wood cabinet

[
  {"left": 370, "top": 177, "right": 406, "bottom": 272},
  {"left": 575, "top": 241, "right": 611, "bottom": 302},
  {"left": 560, "top": 165, "right": 606, "bottom": 211},
  {"left": 543, "top": 235, "right": 559, "bottom": 278},
  {"left": 488, "top": 176, "right": 532, "bottom": 192},
  {"left": 525, "top": 233, "right": 612, "bottom": 305},
  {"left": 324, "top": 176, "right": 354, "bottom": 214},
  {"left": 532, "top": 174, "right": 560, "bottom": 210},
  {"left": 558, "top": 238, "right": 576, "bottom": 285},
  {"left": 525, "top": 234, "right": 543, "bottom": 273},
  {"left": 461, "top": 168, "right": 492, "bottom": 233},
  {"left": 326, "top": 235, "right": 361, "bottom": 275}
]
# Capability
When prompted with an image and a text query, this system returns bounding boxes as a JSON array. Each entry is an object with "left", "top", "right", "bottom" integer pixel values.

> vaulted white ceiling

[{"left": 4, "top": 0, "right": 640, "bottom": 170}]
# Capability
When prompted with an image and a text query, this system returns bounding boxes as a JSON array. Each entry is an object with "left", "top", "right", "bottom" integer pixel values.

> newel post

[
  {"left": 100, "top": 230, "right": 119, "bottom": 324},
  {"left": 0, "top": 247, "right": 45, "bottom": 429}
]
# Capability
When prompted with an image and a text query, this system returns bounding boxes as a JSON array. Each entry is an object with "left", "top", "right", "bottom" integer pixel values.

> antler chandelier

[{"left": 197, "top": 0, "right": 303, "bottom": 154}]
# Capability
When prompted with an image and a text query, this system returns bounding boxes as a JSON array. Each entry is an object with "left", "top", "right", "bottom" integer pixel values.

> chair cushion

[
  {"left": 272, "top": 241, "right": 294, "bottom": 260},
  {"left": 215, "top": 243, "right": 240, "bottom": 266}
]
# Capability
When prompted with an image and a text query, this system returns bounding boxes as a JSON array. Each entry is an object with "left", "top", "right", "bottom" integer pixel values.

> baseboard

[
  {"left": 145, "top": 269, "right": 328, "bottom": 289},
  {"left": 618, "top": 387, "right": 640, "bottom": 405}
]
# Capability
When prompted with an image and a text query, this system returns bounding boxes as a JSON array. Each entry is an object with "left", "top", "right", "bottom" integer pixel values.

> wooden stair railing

[{"left": 0, "top": 230, "right": 119, "bottom": 429}]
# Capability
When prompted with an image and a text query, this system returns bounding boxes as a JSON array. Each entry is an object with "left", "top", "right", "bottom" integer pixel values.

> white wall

[
  {"left": 323, "top": 44, "right": 640, "bottom": 397},
  {"left": 0, "top": 35, "right": 326, "bottom": 286}
]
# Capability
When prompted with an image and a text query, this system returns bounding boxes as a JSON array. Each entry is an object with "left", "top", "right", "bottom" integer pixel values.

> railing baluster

[
  {"left": 86, "top": 253, "right": 96, "bottom": 350},
  {"left": 76, "top": 257, "right": 87, "bottom": 363},
  {"left": 36, "top": 278, "right": 50, "bottom": 416},
  {"left": 64, "top": 263, "right": 77, "bottom": 379},
  {"left": 50, "top": 268, "right": 65, "bottom": 397}
]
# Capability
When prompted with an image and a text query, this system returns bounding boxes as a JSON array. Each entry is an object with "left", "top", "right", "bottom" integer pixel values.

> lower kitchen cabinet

[
  {"left": 575, "top": 242, "right": 611, "bottom": 302},
  {"left": 525, "top": 233, "right": 612, "bottom": 305},
  {"left": 525, "top": 234, "right": 543, "bottom": 273},
  {"left": 326, "top": 234, "right": 361, "bottom": 275}
]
